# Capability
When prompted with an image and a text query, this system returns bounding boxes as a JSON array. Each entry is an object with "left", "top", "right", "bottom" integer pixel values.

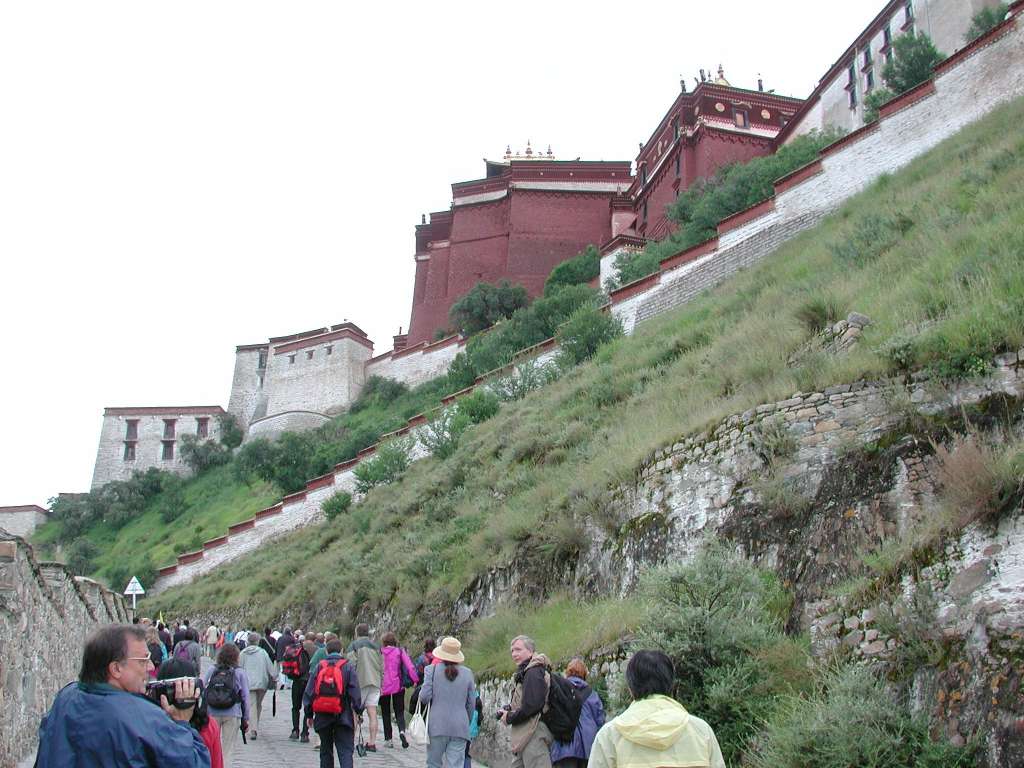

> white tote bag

[{"left": 406, "top": 702, "right": 429, "bottom": 746}]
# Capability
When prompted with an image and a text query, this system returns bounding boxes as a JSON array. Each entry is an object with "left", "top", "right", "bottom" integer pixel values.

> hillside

[{"left": 152, "top": 92, "right": 1024, "bottom": 630}]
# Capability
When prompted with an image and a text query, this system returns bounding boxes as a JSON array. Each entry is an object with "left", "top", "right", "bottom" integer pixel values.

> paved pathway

[{"left": 200, "top": 658, "right": 430, "bottom": 768}]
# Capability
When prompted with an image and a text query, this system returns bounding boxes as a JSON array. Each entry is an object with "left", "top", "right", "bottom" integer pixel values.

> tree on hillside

[
  {"left": 965, "top": 3, "right": 1008, "bottom": 42},
  {"left": 863, "top": 87, "right": 896, "bottom": 123},
  {"left": 449, "top": 280, "right": 529, "bottom": 336},
  {"left": 544, "top": 245, "right": 601, "bottom": 296},
  {"left": 882, "top": 32, "right": 945, "bottom": 95},
  {"left": 218, "top": 413, "right": 244, "bottom": 449}
]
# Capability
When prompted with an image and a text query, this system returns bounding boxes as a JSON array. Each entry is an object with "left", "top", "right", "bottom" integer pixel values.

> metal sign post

[{"left": 123, "top": 576, "right": 145, "bottom": 611}]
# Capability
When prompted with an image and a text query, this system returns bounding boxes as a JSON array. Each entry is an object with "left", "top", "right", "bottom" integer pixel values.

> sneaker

[
  {"left": 384, "top": 739, "right": 394, "bottom": 749},
  {"left": 400, "top": 734, "right": 409, "bottom": 749},
  {"left": 314, "top": 744, "right": 320, "bottom": 751},
  {"left": 251, "top": 731, "right": 257, "bottom": 740},
  {"left": 289, "top": 730, "right": 299, "bottom": 741},
  {"left": 366, "top": 744, "right": 377, "bottom": 752},
  {"left": 300, "top": 734, "right": 310, "bottom": 743}
]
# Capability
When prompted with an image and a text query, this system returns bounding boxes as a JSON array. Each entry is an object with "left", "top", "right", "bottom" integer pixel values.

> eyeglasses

[{"left": 120, "top": 656, "right": 155, "bottom": 666}]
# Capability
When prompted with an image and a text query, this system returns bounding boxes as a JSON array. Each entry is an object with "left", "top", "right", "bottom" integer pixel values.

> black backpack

[
  {"left": 542, "top": 672, "right": 590, "bottom": 743},
  {"left": 206, "top": 665, "right": 239, "bottom": 709}
]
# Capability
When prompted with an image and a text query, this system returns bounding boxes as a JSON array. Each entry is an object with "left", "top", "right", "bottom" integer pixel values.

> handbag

[{"left": 406, "top": 702, "right": 429, "bottom": 747}]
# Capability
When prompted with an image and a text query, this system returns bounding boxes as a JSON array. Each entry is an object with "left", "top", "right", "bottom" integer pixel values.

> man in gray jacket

[
  {"left": 346, "top": 623, "right": 383, "bottom": 750},
  {"left": 240, "top": 632, "right": 278, "bottom": 739}
]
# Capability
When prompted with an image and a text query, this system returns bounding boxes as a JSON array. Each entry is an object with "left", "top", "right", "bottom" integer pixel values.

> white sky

[{"left": 0, "top": 1, "right": 884, "bottom": 507}]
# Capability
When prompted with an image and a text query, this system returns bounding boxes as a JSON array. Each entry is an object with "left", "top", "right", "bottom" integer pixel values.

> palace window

[
  {"left": 866, "top": 69, "right": 875, "bottom": 92},
  {"left": 673, "top": 115, "right": 681, "bottom": 140},
  {"left": 257, "top": 348, "right": 267, "bottom": 369},
  {"left": 161, "top": 441, "right": 175, "bottom": 461},
  {"left": 196, "top": 417, "right": 209, "bottom": 438},
  {"left": 904, "top": 1, "right": 914, "bottom": 31},
  {"left": 163, "top": 419, "right": 176, "bottom": 439},
  {"left": 125, "top": 419, "right": 139, "bottom": 441},
  {"left": 640, "top": 163, "right": 648, "bottom": 187},
  {"left": 847, "top": 63, "right": 858, "bottom": 108},
  {"left": 257, "top": 373, "right": 264, "bottom": 389},
  {"left": 642, "top": 200, "right": 648, "bottom": 225},
  {"left": 123, "top": 442, "right": 136, "bottom": 461},
  {"left": 326, "top": 345, "right": 333, "bottom": 355},
  {"left": 883, "top": 25, "right": 894, "bottom": 64},
  {"left": 734, "top": 109, "right": 748, "bottom": 128},
  {"left": 306, "top": 350, "right": 314, "bottom": 360},
  {"left": 289, "top": 354, "right": 296, "bottom": 364},
  {"left": 862, "top": 45, "right": 872, "bottom": 69},
  {"left": 675, "top": 153, "right": 681, "bottom": 178}
]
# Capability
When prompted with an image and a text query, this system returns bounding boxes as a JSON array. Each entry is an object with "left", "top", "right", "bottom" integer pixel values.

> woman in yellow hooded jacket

[{"left": 588, "top": 651, "right": 725, "bottom": 768}]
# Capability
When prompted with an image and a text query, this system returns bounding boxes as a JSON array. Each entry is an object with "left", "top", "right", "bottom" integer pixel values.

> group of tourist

[{"left": 33, "top": 620, "right": 724, "bottom": 768}]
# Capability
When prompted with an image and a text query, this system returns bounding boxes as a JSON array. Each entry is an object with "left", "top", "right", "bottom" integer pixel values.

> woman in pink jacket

[{"left": 380, "top": 631, "right": 420, "bottom": 748}]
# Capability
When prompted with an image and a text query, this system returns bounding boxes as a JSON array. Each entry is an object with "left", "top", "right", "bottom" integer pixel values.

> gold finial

[{"left": 714, "top": 64, "right": 730, "bottom": 86}]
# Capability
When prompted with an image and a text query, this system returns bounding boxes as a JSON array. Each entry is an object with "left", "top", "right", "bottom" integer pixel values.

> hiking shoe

[
  {"left": 300, "top": 734, "right": 310, "bottom": 743},
  {"left": 289, "top": 730, "right": 299, "bottom": 741},
  {"left": 400, "top": 734, "right": 409, "bottom": 749},
  {"left": 366, "top": 744, "right": 377, "bottom": 752},
  {"left": 251, "top": 731, "right": 257, "bottom": 740},
  {"left": 385, "top": 740, "right": 394, "bottom": 749}
]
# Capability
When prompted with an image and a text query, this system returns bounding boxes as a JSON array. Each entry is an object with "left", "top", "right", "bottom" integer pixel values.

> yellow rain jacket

[{"left": 588, "top": 695, "right": 725, "bottom": 768}]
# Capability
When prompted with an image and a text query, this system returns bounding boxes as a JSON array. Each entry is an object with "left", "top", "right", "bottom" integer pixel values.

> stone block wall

[
  {"left": 0, "top": 507, "right": 48, "bottom": 539},
  {"left": 0, "top": 533, "right": 128, "bottom": 767}
]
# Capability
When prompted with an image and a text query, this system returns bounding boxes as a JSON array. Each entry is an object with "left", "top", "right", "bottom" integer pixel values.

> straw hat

[{"left": 432, "top": 636, "right": 465, "bottom": 663}]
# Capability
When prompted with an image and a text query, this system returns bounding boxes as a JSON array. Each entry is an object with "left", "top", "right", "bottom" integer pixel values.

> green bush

[
  {"left": 882, "top": 33, "right": 945, "bottom": 95},
  {"left": 636, "top": 542, "right": 811, "bottom": 765},
  {"left": 354, "top": 438, "right": 412, "bottom": 494},
  {"left": 456, "top": 389, "right": 500, "bottom": 424},
  {"left": 218, "top": 413, "right": 244, "bottom": 449},
  {"left": 179, "top": 435, "right": 230, "bottom": 474},
  {"left": 863, "top": 87, "right": 896, "bottom": 123},
  {"left": 155, "top": 475, "right": 188, "bottom": 523},
  {"left": 449, "top": 280, "right": 530, "bottom": 336},
  {"left": 322, "top": 490, "right": 353, "bottom": 520},
  {"left": 557, "top": 306, "right": 623, "bottom": 365},
  {"left": 752, "top": 666, "right": 976, "bottom": 767},
  {"left": 795, "top": 295, "right": 845, "bottom": 334},
  {"left": 491, "top": 360, "right": 560, "bottom": 402},
  {"left": 965, "top": 3, "right": 1008, "bottom": 42},
  {"left": 350, "top": 376, "right": 409, "bottom": 414},
  {"left": 65, "top": 539, "right": 99, "bottom": 576},
  {"left": 233, "top": 438, "right": 277, "bottom": 485},
  {"left": 418, "top": 408, "right": 471, "bottom": 460},
  {"left": 544, "top": 245, "right": 600, "bottom": 296},
  {"left": 611, "top": 129, "right": 845, "bottom": 288},
  {"left": 446, "top": 284, "right": 602, "bottom": 387},
  {"left": 827, "top": 210, "right": 914, "bottom": 266}
]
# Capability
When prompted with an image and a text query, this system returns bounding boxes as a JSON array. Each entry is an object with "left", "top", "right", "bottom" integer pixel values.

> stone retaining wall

[{"left": 0, "top": 532, "right": 129, "bottom": 767}]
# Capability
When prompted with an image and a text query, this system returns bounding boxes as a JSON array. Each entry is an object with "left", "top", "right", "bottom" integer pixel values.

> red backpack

[
  {"left": 281, "top": 642, "right": 308, "bottom": 679},
  {"left": 312, "top": 659, "right": 347, "bottom": 715}
]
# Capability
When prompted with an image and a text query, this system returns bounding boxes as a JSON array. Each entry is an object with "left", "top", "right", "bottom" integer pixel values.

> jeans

[
  {"left": 428, "top": 735, "right": 469, "bottom": 768},
  {"left": 317, "top": 722, "right": 354, "bottom": 768},
  {"left": 291, "top": 677, "right": 309, "bottom": 736},
  {"left": 379, "top": 691, "right": 407, "bottom": 741}
]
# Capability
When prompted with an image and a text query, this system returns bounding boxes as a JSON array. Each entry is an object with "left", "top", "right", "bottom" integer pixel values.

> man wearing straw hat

[{"left": 498, "top": 635, "right": 553, "bottom": 768}]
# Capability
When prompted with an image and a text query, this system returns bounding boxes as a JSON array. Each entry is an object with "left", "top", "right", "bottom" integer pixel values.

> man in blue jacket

[
  {"left": 35, "top": 624, "right": 210, "bottom": 767},
  {"left": 304, "top": 638, "right": 363, "bottom": 768}
]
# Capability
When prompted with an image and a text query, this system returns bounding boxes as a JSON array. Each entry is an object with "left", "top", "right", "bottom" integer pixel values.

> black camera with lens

[{"left": 145, "top": 677, "right": 203, "bottom": 709}]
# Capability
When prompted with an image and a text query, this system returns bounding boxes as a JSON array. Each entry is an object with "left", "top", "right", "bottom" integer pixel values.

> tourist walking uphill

[
  {"left": 303, "top": 637, "right": 364, "bottom": 768},
  {"left": 418, "top": 637, "right": 477, "bottom": 768},
  {"left": 588, "top": 651, "right": 724, "bottom": 768},
  {"left": 550, "top": 658, "right": 605, "bottom": 768},
  {"left": 202, "top": 642, "right": 251, "bottom": 762},
  {"left": 380, "top": 630, "right": 420, "bottom": 748},
  {"left": 281, "top": 628, "right": 313, "bottom": 742},
  {"left": 347, "top": 623, "right": 384, "bottom": 751},
  {"left": 240, "top": 631, "right": 278, "bottom": 739},
  {"left": 35, "top": 624, "right": 210, "bottom": 767}
]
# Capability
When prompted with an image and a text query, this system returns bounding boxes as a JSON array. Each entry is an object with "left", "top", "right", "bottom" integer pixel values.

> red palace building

[{"left": 404, "top": 68, "right": 803, "bottom": 347}]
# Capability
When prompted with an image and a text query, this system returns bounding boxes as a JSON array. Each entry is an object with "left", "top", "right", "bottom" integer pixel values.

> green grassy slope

[{"left": 152, "top": 95, "right": 1024, "bottom": 667}]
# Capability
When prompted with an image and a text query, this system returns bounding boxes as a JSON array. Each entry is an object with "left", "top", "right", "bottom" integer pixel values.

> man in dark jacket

[
  {"left": 36, "top": 624, "right": 209, "bottom": 767},
  {"left": 172, "top": 619, "right": 189, "bottom": 648},
  {"left": 499, "top": 635, "right": 553, "bottom": 768},
  {"left": 260, "top": 626, "right": 277, "bottom": 662},
  {"left": 303, "top": 638, "right": 363, "bottom": 768},
  {"left": 276, "top": 626, "right": 296, "bottom": 663}
]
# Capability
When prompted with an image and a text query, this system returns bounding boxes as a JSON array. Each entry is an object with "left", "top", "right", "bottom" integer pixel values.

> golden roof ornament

[{"left": 714, "top": 64, "right": 730, "bottom": 86}]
